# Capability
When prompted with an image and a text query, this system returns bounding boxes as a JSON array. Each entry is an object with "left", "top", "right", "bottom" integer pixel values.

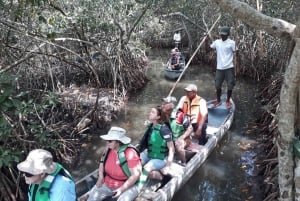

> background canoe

[{"left": 164, "top": 54, "right": 185, "bottom": 80}]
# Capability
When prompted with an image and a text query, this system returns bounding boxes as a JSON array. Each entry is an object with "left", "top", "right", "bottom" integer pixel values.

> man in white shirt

[
  {"left": 173, "top": 31, "right": 181, "bottom": 49},
  {"left": 209, "top": 26, "right": 237, "bottom": 109}
]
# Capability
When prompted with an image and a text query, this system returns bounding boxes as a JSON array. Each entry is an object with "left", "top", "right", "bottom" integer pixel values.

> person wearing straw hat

[
  {"left": 161, "top": 96, "right": 193, "bottom": 165},
  {"left": 87, "top": 126, "right": 142, "bottom": 201},
  {"left": 177, "top": 84, "right": 208, "bottom": 145},
  {"left": 17, "top": 149, "right": 76, "bottom": 201},
  {"left": 208, "top": 26, "right": 237, "bottom": 109}
]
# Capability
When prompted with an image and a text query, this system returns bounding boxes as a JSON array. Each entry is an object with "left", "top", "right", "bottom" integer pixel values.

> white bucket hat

[
  {"left": 100, "top": 127, "right": 131, "bottom": 144},
  {"left": 17, "top": 149, "right": 57, "bottom": 175}
]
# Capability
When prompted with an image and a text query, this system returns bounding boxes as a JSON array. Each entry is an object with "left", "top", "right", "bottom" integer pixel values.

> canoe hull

[
  {"left": 164, "top": 66, "right": 184, "bottom": 80},
  {"left": 136, "top": 96, "right": 235, "bottom": 201},
  {"left": 164, "top": 54, "right": 185, "bottom": 80}
]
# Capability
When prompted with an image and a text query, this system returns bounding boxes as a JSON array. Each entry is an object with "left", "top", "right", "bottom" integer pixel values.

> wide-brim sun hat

[
  {"left": 17, "top": 149, "right": 57, "bottom": 175},
  {"left": 100, "top": 126, "right": 131, "bottom": 144},
  {"left": 184, "top": 84, "right": 198, "bottom": 92}
]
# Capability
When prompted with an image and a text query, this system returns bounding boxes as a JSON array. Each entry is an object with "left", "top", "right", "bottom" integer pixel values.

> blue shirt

[
  {"left": 50, "top": 174, "right": 76, "bottom": 201},
  {"left": 28, "top": 174, "right": 76, "bottom": 201}
]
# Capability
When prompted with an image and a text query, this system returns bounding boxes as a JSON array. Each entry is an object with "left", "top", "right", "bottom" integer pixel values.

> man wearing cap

[
  {"left": 177, "top": 84, "right": 208, "bottom": 145},
  {"left": 17, "top": 149, "right": 76, "bottom": 201},
  {"left": 87, "top": 126, "right": 142, "bottom": 201},
  {"left": 161, "top": 96, "right": 193, "bottom": 164},
  {"left": 208, "top": 26, "right": 237, "bottom": 109}
]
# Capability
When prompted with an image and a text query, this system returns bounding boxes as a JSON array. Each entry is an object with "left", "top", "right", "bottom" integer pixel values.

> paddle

[{"left": 167, "top": 15, "right": 222, "bottom": 97}]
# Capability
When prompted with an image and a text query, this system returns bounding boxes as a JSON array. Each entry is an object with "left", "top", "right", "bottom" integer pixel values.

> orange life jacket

[{"left": 182, "top": 95, "right": 203, "bottom": 124}]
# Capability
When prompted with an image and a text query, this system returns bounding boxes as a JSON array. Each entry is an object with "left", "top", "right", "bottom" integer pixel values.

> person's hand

[
  {"left": 204, "top": 33, "right": 211, "bottom": 39},
  {"left": 144, "top": 120, "right": 150, "bottom": 126},
  {"left": 195, "top": 128, "right": 202, "bottom": 138},
  {"left": 161, "top": 165, "right": 170, "bottom": 175},
  {"left": 177, "top": 135, "right": 185, "bottom": 143},
  {"left": 112, "top": 188, "right": 122, "bottom": 198}
]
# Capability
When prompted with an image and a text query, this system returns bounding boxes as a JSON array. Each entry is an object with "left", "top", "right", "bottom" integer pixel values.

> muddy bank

[{"left": 56, "top": 84, "right": 128, "bottom": 134}]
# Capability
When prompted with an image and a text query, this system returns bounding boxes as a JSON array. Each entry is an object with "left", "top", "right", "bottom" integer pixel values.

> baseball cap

[
  {"left": 184, "top": 84, "right": 197, "bottom": 92},
  {"left": 219, "top": 26, "right": 230, "bottom": 35}
]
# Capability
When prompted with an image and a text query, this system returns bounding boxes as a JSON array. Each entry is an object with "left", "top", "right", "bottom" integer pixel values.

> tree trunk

[
  {"left": 278, "top": 38, "right": 300, "bottom": 201},
  {"left": 212, "top": 0, "right": 296, "bottom": 39},
  {"left": 211, "top": 0, "right": 300, "bottom": 200},
  {"left": 256, "top": 0, "right": 265, "bottom": 58}
]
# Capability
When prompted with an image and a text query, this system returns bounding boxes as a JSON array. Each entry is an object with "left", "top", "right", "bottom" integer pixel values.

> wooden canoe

[{"left": 75, "top": 96, "right": 235, "bottom": 201}]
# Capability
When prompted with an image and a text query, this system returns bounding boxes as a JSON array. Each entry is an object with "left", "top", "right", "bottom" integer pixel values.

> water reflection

[{"left": 73, "top": 48, "right": 263, "bottom": 201}]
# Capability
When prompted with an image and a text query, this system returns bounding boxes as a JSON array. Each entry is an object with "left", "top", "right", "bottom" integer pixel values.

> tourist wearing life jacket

[
  {"left": 87, "top": 127, "right": 142, "bottom": 201},
  {"left": 17, "top": 149, "right": 76, "bottom": 201},
  {"left": 177, "top": 84, "right": 208, "bottom": 145},
  {"left": 161, "top": 96, "right": 193, "bottom": 165},
  {"left": 139, "top": 106, "right": 175, "bottom": 181}
]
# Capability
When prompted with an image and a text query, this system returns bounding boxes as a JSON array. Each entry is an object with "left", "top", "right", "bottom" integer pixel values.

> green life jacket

[
  {"left": 170, "top": 108, "right": 185, "bottom": 140},
  {"left": 101, "top": 144, "right": 147, "bottom": 188},
  {"left": 147, "top": 124, "right": 168, "bottom": 160},
  {"left": 28, "top": 163, "right": 73, "bottom": 201}
]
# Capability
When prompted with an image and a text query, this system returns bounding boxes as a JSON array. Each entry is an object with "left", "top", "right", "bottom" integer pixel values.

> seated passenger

[
  {"left": 87, "top": 127, "right": 142, "bottom": 201},
  {"left": 168, "top": 49, "right": 180, "bottom": 70},
  {"left": 138, "top": 106, "right": 175, "bottom": 181},
  {"left": 177, "top": 84, "right": 208, "bottom": 145},
  {"left": 161, "top": 96, "right": 193, "bottom": 165},
  {"left": 17, "top": 149, "right": 76, "bottom": 201}
]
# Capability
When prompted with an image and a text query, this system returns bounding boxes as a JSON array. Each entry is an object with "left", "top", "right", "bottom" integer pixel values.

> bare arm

[
  {"left": 160, "top": 141, "right": 175, "bottom": 175},
  {"left": 178, "top": 125, "right": 193, "bottom": 140},
  {"left": 96, "top": 162, "right": 104, "bottom": 187},
  {"left": 113, "top": 164, "right": 142, "bottom": 197},
  {"left": 166, "top": 141, "right": 175, "bottom": 167}
]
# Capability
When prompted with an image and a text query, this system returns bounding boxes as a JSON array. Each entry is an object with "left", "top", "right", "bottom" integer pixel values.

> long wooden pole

[{"left": 168, "top": 15, "right": 221, "bottom": 97}]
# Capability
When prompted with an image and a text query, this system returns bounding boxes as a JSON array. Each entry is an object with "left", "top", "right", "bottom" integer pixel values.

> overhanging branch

[{"left": 212, "top": 0, "right": 296, "bottom": 39}]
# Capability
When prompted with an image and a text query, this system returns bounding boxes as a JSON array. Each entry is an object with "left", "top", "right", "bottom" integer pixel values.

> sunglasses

[{"left": 23, "top": 172, "right": 35, "bottom": 177}]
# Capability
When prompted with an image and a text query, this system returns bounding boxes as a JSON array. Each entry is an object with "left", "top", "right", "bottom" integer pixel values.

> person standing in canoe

[
  {"left": 207, "top": 26, "right": 238, "bottom": 109},
  {"left": 177, "top": 84, "right": 208, "bottom": 145},
  {"left": 87, "top": 127, "right": 142, "bottom": 201},
  {"left": 138, "top": 106, "right": 175, "bottom": 181},
  {"left": 161, "top": 96, "right": 193, "bottom": 165},
  {"left": 173, "top": 31, "right": 181, "bottom": 49}
]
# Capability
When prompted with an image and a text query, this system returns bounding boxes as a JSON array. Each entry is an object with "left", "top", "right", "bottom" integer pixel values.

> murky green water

[{"left": 73, "top": 48, "right": 264, "bottom": 201}]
